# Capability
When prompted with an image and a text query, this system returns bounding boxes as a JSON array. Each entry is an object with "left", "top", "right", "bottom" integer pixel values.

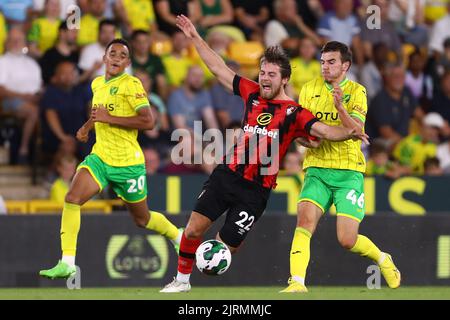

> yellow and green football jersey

[
  {"left": 0, "top": 12, "right": 7, "bottom": 54},
  {"left": 123, "top": 0, "right": 155, "bottom": 31},
  {"left": 28, "top": 17, "right": 61, "bottom": 53},
  {"left": 91, "top": 73, "right": 150, "bottom": 167},
  {"left": 393, "top": 134, "right": 437, "bottom": 175},
  {"left": 289, "top": 57, "right": 321, "bottom": 97},
  {"left": 299, "top": 77, "right": 368, "bottom": 173}
]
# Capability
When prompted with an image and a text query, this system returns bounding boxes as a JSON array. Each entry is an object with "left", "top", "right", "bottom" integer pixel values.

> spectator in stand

[
  {"left": 264, "top": 0, "right": 321, "bottom": 51},
  {"left": 0, "top": 11, "right": 7, "bottom": 54},
  {"left": 49, "top": 154, "right": 78, "bottom": 203},
  {"left": 77, "top": 0, "right": 107, "bottom": 47},
  {"left": 115, "top": 0, "right": 157, "bottom": 36},
  {"left": 153, "top": 0, "right": 201, "bottom": 36},
  {"left": 437, "top": 138, "right": 450, "bottom": 173},
  {"left": 162, "top": 135, "right": 206, "bottom": 174},
  {"left": 131, "top": 29, "right": 168, "bottom": 99},
  {"left": 78, "top": 19, "right": 129, "bottom": 81},
  {"left": 365, "top": 139, "right": 401, "bottom": 179},
  {"left": 432, "top": 37, "right": 450, "bottom": 80},
  {"left": 405, "top": 50, "right": 433, "bottom": 110},
  {"left": 39, "top": 21, "right": 79, "bottom": 85},
  {"left": 32, "top": 0, "right": 77, "bottom": 20},
  {"left": 40, "top": 61, "right": 92, "bottom": 161},
  {"left": 295, "top": 0, "right": 324, "bottom": 29},
  {"left": 366, "top": 63, "right": 423, "bottom": 149},
  {"left": 134, "top": 69, "right": 172, "bottom": 157},
  {"left": 360, "top": 0, "right": 402, "bottom": 61},
  {"left": 0, "top": 0, "right": 33, "bottom": 27},
  {"left": 28, "top": 0, "right": 61, "bottom": 58},
  {"left": 209, "top": 59, "right": 244, "bottom": 129},
  {"left": 162, "top": 31, "right": 194, "bottom": 89},
  {"left": 233, "top": 0, "right": 270, "bottom": 40},
  {"left": 317, "top": 0, "right": 364, "bottom": 70},
  {"left": 197, "top": 0, "right": 234, "bottom": 36},
  {"left": 168, "top": 65, "right": 218, "bottom": 134},
  {"left": 360, "top": 42, "right": 389, "bottom": 101},
  {"left": 279, "top": 149, "right": 304, "bottom": 193},
  {"left": 143, "top": 147, "right": 162, "bottom": 175},
  {"left": 429, "top": 70, "right": 450, "bottom": 138},
  {"left": 424, "top": 157, "right": 444, "bottom": 176},
  {"left": 289, "top": 37, "right": 321, "bottom": 99},
  {"left": 319, "top": 0, "right": 363, "bottom": 12},
  {"left": 78, "top": 0, "right": 115, "bottom": 19},
  {"left": 393, "top": 112, "right": 445, "bottom": 175},
  {"left": 429, "top": 2, "right": 450, "bottom": 58},
  {"left": 424, "top": 0, "right": 449, "bottom": 24},
  {"left": 0, "top": 28, "right": 41, "bottom": 164},
  {"left": 387, "top": 0, "right": 428, "bottom": 47}
]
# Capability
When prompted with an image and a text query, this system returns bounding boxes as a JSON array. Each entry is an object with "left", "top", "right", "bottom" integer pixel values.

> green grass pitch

[{"left": 0, "top": 287, "right": 449, "bottom": 300}]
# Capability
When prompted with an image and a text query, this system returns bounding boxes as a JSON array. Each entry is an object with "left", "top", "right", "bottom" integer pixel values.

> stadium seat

[
  {"left": 27, "top": 200, "right": 117, "bottom": 214},
  {"left": 227, "top": 41, "right": 264, "bottom": 67},
  {"left": 4, "top": 200, "right": 28, "bottom": 214},
  {"left": 227, "top": 41, "right": 264, "bottom": 79}
]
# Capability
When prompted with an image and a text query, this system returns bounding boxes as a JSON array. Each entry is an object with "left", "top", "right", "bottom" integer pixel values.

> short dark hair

[
  {"left": 131, "top": 29, "right": 150, "bottom": 41},
  {"left": 99, "top": 19, "right": 117, "bottom": 33},
  {"left": 105, "top": 38, "right": 131, "bottom": 56},
  {"left": 260, "top": 46, "right": 291, "bottom": 79},
  {"left": 424, "top": 157, "right": 440, "bottom": 169},
  {"left": 321, "top": 41, "right": 353, "bottom": 66}
]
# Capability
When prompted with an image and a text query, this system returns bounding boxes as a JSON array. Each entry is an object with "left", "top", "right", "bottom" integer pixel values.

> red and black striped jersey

[{"left": 223, "top": 75, "right": 318, "bottom": 189}]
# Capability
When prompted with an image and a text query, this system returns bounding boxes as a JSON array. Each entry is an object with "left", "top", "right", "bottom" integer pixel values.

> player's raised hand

[
  {"left": 176, "top": 14, "right": 200, "bottom": 39},
  {"left": 91, "top": 106, "right": 111, "bottom": 123},
  {"left": 332, "top": 85, "right": 343, "bottom": 109}
]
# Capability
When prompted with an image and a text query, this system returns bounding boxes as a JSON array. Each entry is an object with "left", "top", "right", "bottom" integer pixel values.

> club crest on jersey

[
  {"left": 286, "top": 105, "right": 297, "bottom": 116},
  {"left": 343, "top": 94, "right": 351, "bottom": 104},
  {"left": 252, "top": 100, "right": 260, "bottom": 106},
  {"left": 256, "top": 113, "right": 272, "bottom": 126},
  {"left": 110, "top": 87, "right": 119, "bottom": 95}
]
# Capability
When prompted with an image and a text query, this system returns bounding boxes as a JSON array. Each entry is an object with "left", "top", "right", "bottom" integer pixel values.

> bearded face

[{"left": 258, "top": 62, "right": 286, "bottom": 100}]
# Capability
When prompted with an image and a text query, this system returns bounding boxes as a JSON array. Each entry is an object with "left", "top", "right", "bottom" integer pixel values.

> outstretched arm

[
  {"left": 310, "top": 121, "right": 370, "bottom": 144},
  {"left": 176, "top": 14, "right": 235, "bottom": 91}
]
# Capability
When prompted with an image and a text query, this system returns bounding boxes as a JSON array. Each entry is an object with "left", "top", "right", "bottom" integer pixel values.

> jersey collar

[
  {"left": 104, "top": 72, "right": 126, "bottom": 84},
  {"left": 324, "top": 77, "right": 349, "bottom": 91}
]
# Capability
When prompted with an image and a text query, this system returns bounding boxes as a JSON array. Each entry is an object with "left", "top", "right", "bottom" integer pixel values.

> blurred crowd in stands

[{"left": 0, "top": 0, "right": 450, "bottom": 199}]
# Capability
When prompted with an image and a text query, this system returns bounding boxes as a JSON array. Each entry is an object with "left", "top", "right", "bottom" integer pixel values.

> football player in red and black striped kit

[{"left": 160, "top": 15, "right": 369, "bottom": 293}]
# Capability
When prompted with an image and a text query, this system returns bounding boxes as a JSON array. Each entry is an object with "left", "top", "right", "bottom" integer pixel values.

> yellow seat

[
  {"left": 227, "top": 41, "right": 265, "bottom": 67},
  {"left": 4, "top": 200, "right": 28, "bottom": 214},
  {"left": 28, "top": 200, "right": 114, "bottom": 214}
]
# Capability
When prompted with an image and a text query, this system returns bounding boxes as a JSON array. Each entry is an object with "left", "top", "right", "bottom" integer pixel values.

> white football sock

[
  {"left": 176, "top": 272, "right": 190, "bottom": 283},
  {"left": 62, "top": 255, "right": 75, "bottom": 267}
]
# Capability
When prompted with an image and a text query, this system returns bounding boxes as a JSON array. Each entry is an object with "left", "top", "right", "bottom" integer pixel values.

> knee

[
  {"left": 184, "top": 225, "right": 204, "bottom": 239},
  {"left": 133, "top": 215, "right": 148, "bottom": 228},
  {"left": 297, "top": 214, "right": 317, "bottom": 233},
  {"left": 337, "top": 234, "right": 357, "bottom": 250},
  {"left": 65, "top": 191, "right": 82, "bottom": 205}
]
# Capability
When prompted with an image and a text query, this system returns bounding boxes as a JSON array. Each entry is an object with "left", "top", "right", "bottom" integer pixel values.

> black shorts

[{"left": 193, "top": 165, "right": 271, "bottom": 248}]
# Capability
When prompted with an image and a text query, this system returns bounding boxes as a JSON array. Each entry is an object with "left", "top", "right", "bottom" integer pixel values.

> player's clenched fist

[{"left": 91, "top": 106, "right": 111, "bottom": 123}]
